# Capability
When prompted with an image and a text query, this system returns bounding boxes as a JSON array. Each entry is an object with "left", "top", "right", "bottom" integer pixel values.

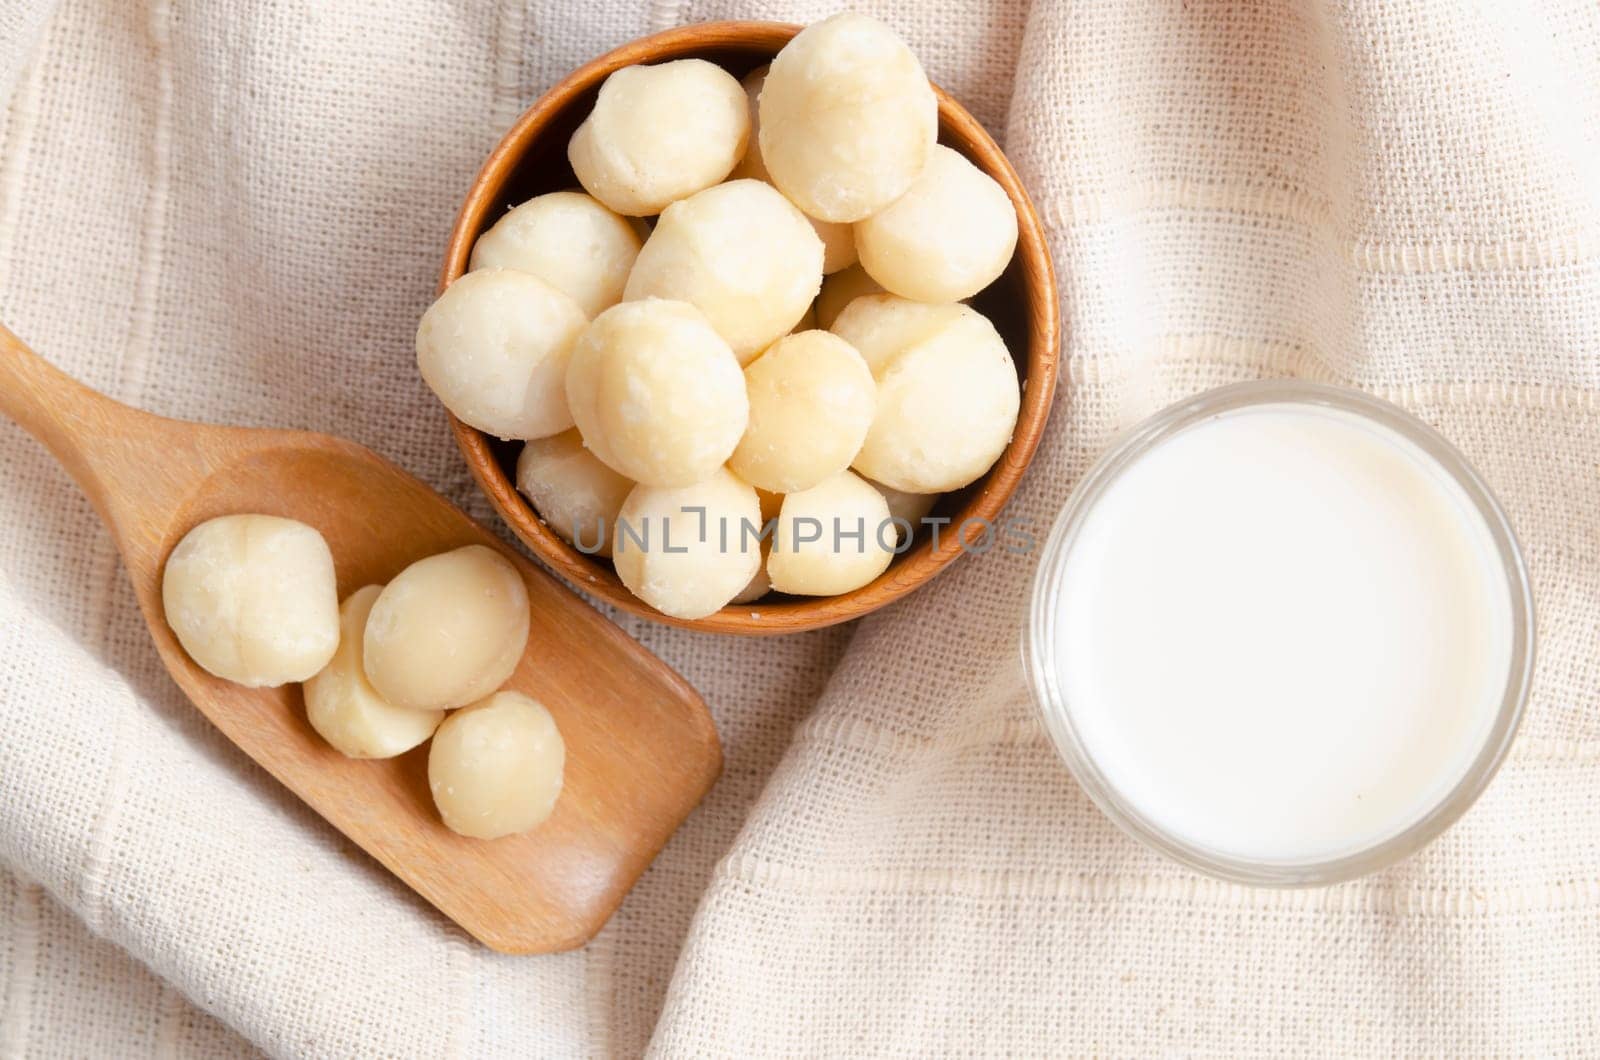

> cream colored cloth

[{"left": 1, "top": 0, "right": 1598, "bottom": 1056}]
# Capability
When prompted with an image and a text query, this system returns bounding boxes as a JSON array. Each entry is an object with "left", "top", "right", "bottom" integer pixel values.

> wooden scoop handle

[
  {"left": 0, "top": 323, "right": 125, "bottom": 470},
  {"left": 0, "top": 323, "right": 242, "bottom": 562}
]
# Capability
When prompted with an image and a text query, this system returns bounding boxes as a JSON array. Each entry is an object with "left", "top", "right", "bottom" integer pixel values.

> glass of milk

[{"left": 1025, "top": 381, "right": 1534, "bottom": 884}]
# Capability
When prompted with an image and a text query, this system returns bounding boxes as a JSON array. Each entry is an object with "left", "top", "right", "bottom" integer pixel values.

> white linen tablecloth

[{"left": 1, "top": 0, "right": 1598, "bottom": 1055}]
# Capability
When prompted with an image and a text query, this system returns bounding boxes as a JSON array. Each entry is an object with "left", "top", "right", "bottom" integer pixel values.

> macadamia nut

[
  {"left": 469, "top": 191, "right": 641, "bottom": 318},
  {"left": 815, "top": 264, "right": 884, "bottom": 330},
  {"left": 731, "top": 67, "right": 857, "bottom": 274},
  {"left": 731, "top": 564, "right": 772, "bottom": 605},
  {"left": 730, "top": 486, "right": 783, "bottom": 604},
  {"left": 768, "top": 470, "right": 894, "bottom": 596},
  {"left": 516, "top": 430, "right": 634, "bottom": 557},
  {"left": 565, "top": 299, "right": 748, "bottom": 486},
  {"left": 429, "top": 691, "right": 564, "bottom": 839},
  {"left": 758, "top": 14, "right": 937, "bottom": 223},
  {"left": 867, "top": 478, "right": 939, "bottom": 544},
  {"left": 729, "top": 331, "right": 876, "bottom": 493},
  {"left": 162, "top": 514, "right": 339, "bottom": 688},
  {"left": 855, "top": 145, "right": 1018, "bottom": 303},
  {"left": 417, "top": 268, "right": 588, "bottom": 441},
  {"left": 830, "top": 293, "right": 966, "bottom": 373},
  {"left": 305, "top": 586, "right": 443, "bottom": 759},
  {"left": 612, "top": 469, "right": 762, "bottom": 619},
  {"left": 623, "top": 180, "right": 823, "bottom": 363},
  {"left": 834, "top": 295, "right": 1021, "bottom": 492},
  {"left": 363, "top": 545, "right": 530, "bottom": 712},
  {"left": 568, "top": 60, "right": 749, "bottom": 216}
]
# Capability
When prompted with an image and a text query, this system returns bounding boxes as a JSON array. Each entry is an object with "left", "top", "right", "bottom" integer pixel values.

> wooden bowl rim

[{"left": 441, "top": 19, "right": 1060, "bottom": 636}]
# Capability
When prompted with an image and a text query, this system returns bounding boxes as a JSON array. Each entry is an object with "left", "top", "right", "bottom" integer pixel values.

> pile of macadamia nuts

[
  {"left": 419, "top": 13, "right": 1022, "bottom": 621},
  {"left": 161, "top": 514, "right": 562, "bottom": 841}
]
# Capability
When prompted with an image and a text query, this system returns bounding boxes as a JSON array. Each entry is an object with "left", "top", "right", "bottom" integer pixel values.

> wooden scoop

[{"left": 0, "top": 323, "right": 721, "bottom": 953}]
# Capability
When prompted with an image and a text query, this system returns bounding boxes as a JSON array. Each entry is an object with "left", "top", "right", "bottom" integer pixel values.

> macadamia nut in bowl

[
  {"left": 469, "top": 191, "right": 641, "bottom": 318},
  {"left": 729, "top": 330, "right": 876, "bottom": 494},
  {"left": 439, "top": 19, "right": 1059, "bottom": 635},
  {"left": 612, "top": 468, "right": 763, "bottom": 620},
  {"left": 516, "top": 430, "right": 633, "bottom": 557},
  {"left": 769, "top": 470, "right": 895, "bottom": 597},
  {"left": 564, "top": 298, "right": 748, "bottom": 487},
  {"left": 834, "top": 295, "right": 1021, "bottom": 494},
  {"left": 855, "top": 145, "right": 1019, "bottom": 304},
  {"left": 568, "top": 58, "right": 749, "bottom": 216},
  {"left": 623, "top": 179, "right": 824, "bottom": 363},
  {"left": 758, "top": 14, "right": 937, "bottom": 223},
  {"left": 417, "top": 268, "right": 588, "bottom": 442},
  {"left": 730, "top": 66, "right": 857, "bottom": 274}
]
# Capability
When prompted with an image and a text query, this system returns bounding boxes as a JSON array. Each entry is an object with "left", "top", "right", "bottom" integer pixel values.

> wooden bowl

[{"left": 441, "top": 21, "right": 1060, "bottom": 636}]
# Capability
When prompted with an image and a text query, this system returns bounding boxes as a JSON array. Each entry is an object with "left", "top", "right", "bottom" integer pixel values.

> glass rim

[{"left": 1024, "top": 380, "right": 1536, "bottom": 886}]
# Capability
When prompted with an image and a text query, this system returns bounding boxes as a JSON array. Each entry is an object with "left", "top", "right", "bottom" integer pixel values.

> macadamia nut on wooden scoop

[
  {"left": 304, "top": 585, "right": 443, "bottom": 759},
  {"left": 758, "top": 13, "right": 937, "bottom": 223},
  {"left": 162, "top": 514, "right": 339, "bottom": 688},
  {"left": 768, "top": 470, "right": 894, "bottom": 596},
  {"left": 469, "top": 191, "right": 641, "bottom": 318},
  {"left": 623, "top": 180, "right": 824, "bottom": 363},
  {"left": 833, "top": 295, "right": 1020, "bottom": 493},
  {"left": 565, "top": 299, "right": 748, "bottom": 486},
  {"left": 569, "top": 59, "right": 749, "bottom": 216},
  {"left": 429, "top": 691, "right": 564, "bottom": 840},
  {"left": 416, "top": 268, "right": 588, "bottom": 441},
  {"left": 855, "top": 145, "right": 1018, "bottom": 303},
  {"left": 362, "top": 545, "right": 530, "bottom": 712},
  {"left": 612, "top": 469, "right": 762, "bottom": 620},
  {"left": 729, "top": 330, "right": 876, "bottom": 494}
]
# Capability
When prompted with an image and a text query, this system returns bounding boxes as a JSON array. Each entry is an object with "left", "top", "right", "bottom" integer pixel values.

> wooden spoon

[{"left": 0, "top": 323, "right": 721, "bottom": 954}]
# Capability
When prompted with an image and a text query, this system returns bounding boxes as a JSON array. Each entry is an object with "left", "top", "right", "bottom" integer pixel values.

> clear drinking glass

[{"left": 1023, "top": 380, "right": 1536, "bottom": 885}]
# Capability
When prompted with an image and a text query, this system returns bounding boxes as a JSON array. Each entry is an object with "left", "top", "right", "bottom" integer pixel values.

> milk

[{"left": 1049, "top": 401, "right": 1516, "bottom": 865}]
